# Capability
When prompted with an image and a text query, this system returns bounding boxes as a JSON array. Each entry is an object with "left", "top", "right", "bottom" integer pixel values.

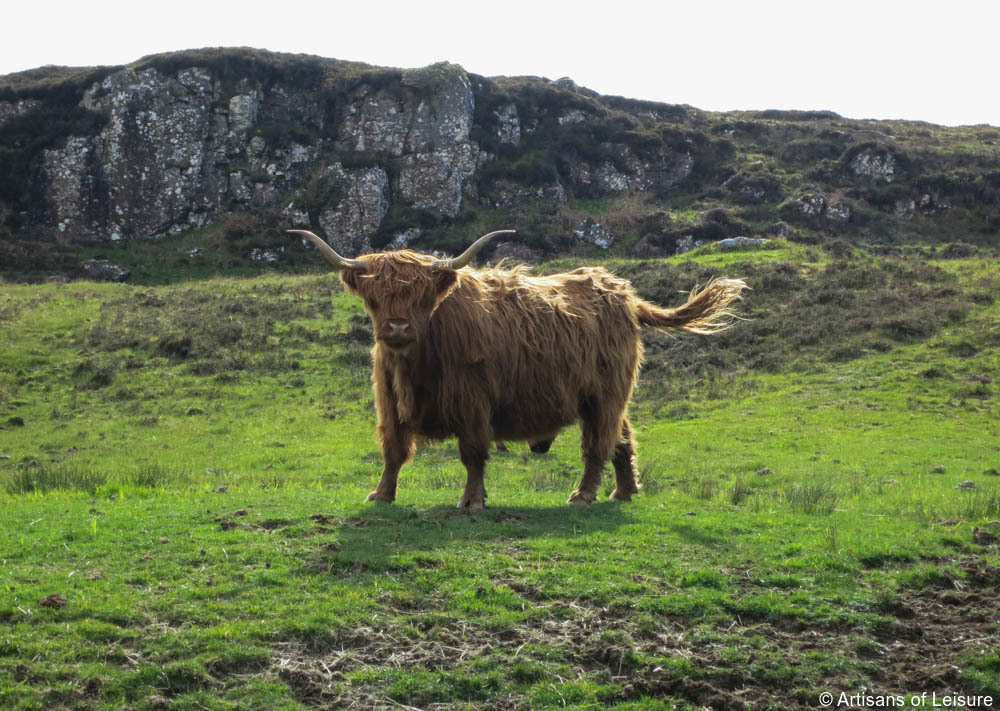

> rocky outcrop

[
  {"left": 336, "top": 64, "right": 479, "bottom": 219},
  {"left": 4, "top": 51, "right": 715, "bottom": 254},
  {"left": 567, "top": 145, "right": 694, "bottom": 197},
  {"left": 8, "top": 56, "right": 506, "bottom": 254},
  {"left": 3, "top": 47, "right": 997, "bottom": 263},
  {"left": 845, "top": 144, "right": 900, "bottom": 183},
  {"left": 34, "top": 65, "right": 320, "bottom": 243},
  {"left": 789, "top": 193, "right": 854, "bottom": 224}
]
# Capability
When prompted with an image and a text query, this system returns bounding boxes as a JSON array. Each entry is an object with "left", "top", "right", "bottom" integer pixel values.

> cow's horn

[
  {"left": 434, "top": 230, "right": 516, "bottom": 270},
  {"left": 287, "top": 230, "right": 367, "bottom": 270}
]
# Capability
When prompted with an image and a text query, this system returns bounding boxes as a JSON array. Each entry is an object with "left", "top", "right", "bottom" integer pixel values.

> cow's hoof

[
  {"left": 610, "top": 487, "right": 637, "bottom": 502},
  {"left": 567, "top": 490, "right": 596, "bottom": 506},
  {"left": 365, "top": 491, "right": 394, "bottom": 503},
  {"left": 457, "top": 499, "right": 485, "bottom": 511}
]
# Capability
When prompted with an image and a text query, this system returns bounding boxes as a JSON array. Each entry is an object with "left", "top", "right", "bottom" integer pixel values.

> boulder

[
  {"left": 676, "top": 234, "right": 705, "bottom": 254},
  {"left": 572, "top": 219, "right": 613, "bottom": 248},
  {"left": 80, "top": 259, "right": 129, "bottom": 282},
  {"left": 794, "top": 193, "right": 828, "bottom": 216},
  {"left": 716, "top": 236, "right": 770, "bottom": 250},
  {"left": 846, "top": 145, "right": 899, "bottom": 183}
]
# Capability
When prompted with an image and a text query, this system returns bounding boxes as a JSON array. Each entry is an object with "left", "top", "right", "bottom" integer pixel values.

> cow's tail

[{"left": 636, "top": 278, "right": 748, "bottom": 334}]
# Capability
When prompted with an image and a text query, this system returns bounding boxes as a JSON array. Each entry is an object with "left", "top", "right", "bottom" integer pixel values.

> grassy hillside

[{"left": 1, "top": 245, "right": 998, "bottom": 709}]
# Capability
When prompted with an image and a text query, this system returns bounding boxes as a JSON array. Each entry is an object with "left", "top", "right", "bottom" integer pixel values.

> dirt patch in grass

[
  {"left": 872, "top": 557, "right": 1000, "bottom": 700},
  {"left": 260, "top": 556, "right": 999, "bottom": 709}
]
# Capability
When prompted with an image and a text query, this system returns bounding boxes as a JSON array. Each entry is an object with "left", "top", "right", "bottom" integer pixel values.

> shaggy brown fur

[{"left": 333, "top": 245, "right": 746, "bottom": 509}]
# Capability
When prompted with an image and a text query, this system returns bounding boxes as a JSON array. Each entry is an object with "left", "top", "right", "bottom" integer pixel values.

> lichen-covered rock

[
  {"left": 794, "top": 194, "right": 828, "bottom": 216},
  {"left": 558, "top": 109, "right": 591, "bottom": 125},
  {"left": 483, "top": 180, "right": 567, "bottom": 208},
  {"left": 282, "top": 202, "right": 310, "bottom": 228},
  {"left": 317, "top": 162, "right": 390, "bottom": 255},
  {"left": 227, "top": 90, "right": 261, "bottom": 145},
  {"left": 0, "top": 98, "right": 41, "bottom": 127},
  {"left": 390, "top": 228, "right": 422, "bottom": 250},
  {"left": 825, "top": 200, "right": 853, "bottom": 222},
  {"left": 4, "top": 47, "right": 992, "bottom": 264},
  {"left": 80, "top": 258, "right": 129, "bottom": 281},
  {"left": 918, "top": 192, "right": 951, "bottom": 216},
  {"left": 398, "top": 143, "right": 479, "bottom": 217},
  {"left": 895, "top": 191, "right": 952, "bottom": 219},
  {"left": 717, "top": 236, "right": 770, "bottom": 250},
  {"left": 43, "top": 137, "right": 104, "bottom": 239},
  {"left": 494, "top": 104, "right": 520, "bottom": 146},
  {"left": 573, "top": 219, "right": 613, "bottom": 248},
  {"left": 338, "top": 87, "right": 411, "bottom": 156},
  {"left": 847, "top": 145, "right": 897, "bottom": 182},
  {"left": 568, "top": 145, "right": 693, "bottom": 196},
  {"left": 249, "top": 246, "right": 284, "bottom": 262},
  {"left": 792, "top": 193, "right": 852, "bottom": 222},
  {"left": 24, "top": 63, "right": 329, "bottom": 242},
  {"left": 676, "top": 234, "right": 706, "bottom": 254},
  {"left": 895, "top": 199, "right": 916, "bottom": 219},
  {"left": 338, "top": 64, "right": 479, "bottom": 218},
  {"left": 0, "top": 53, "right": 716, "bottom": 251},
  {"left": 79, "top": 66, "right": 223, "bottom": 240}
]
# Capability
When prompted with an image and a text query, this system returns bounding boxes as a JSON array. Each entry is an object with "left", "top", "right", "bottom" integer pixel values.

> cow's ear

[
  {"left": 433, "top": 268, "right": 458, "bottom": 299},
  {"left": 340, "top": 268, "right": 362, "bottom": 294}
]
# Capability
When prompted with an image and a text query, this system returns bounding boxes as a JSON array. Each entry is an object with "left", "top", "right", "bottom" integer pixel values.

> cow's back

[{"left": 425, "top": 266, "right": 643, "bottom": 440}]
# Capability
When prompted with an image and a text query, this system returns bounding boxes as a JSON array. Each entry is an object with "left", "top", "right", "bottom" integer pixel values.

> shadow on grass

[
  {"left": 300, "top": 501, "right": 633, "bottom": 575},
  {"left": 666, "top": 523, "right": 730, "bottom": 547}
]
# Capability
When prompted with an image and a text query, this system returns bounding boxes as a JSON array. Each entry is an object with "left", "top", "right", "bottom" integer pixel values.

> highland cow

[{"left": 290, "top": 229, "right": 746, "bottom": 509}]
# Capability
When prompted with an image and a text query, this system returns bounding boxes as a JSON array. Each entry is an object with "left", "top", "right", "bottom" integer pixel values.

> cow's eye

[{"left": 365, "top": 297, "right": 378, "bottom": 310}]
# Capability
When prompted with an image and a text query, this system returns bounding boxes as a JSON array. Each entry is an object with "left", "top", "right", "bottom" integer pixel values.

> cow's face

[
  {"left": 288, "top": 229, "right": 513, "bottom": 352},
  {"left": 341, "top": 253, "right": 458, "bottom": 353}
]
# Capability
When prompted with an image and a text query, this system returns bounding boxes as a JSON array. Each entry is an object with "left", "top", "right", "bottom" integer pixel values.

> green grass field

[{"left": 1, "top": 245, "right": 998, "bottom": 710}]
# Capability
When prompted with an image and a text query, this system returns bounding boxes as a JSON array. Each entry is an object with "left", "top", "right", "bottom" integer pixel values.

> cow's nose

[{"left": 387, "top": 319, "right": 410, "bottom": 337}]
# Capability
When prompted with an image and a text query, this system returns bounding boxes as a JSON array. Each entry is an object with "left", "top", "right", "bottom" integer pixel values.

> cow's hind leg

[
  {"left": 568, "top": 397, "right": 621, "bottom": 506},
  {"left": 610, "top": 417, "right": 640, "bottom": 502},
  {"left": 457, "top": 439, "right": 489, "bottom": 510}
]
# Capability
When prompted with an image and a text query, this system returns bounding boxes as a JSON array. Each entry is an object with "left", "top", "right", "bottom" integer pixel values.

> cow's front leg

[
  {"left": 366, "top": 423, "right": 414, "bottom": 503},
  {"left": 457, "top": 439, "right": 489, "bottom": 510},
  {"left": 567, "top": 452, "right": 605, "bottom": 506}
]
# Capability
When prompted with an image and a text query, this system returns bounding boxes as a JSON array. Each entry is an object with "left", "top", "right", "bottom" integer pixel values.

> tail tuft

[{"left": 636, "top": 278, "right": 748, "bottom": 334}]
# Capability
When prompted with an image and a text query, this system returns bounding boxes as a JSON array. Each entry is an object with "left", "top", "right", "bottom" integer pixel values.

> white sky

[{"left": 4, "top": 0, "right": 997, "bottom": 127}]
